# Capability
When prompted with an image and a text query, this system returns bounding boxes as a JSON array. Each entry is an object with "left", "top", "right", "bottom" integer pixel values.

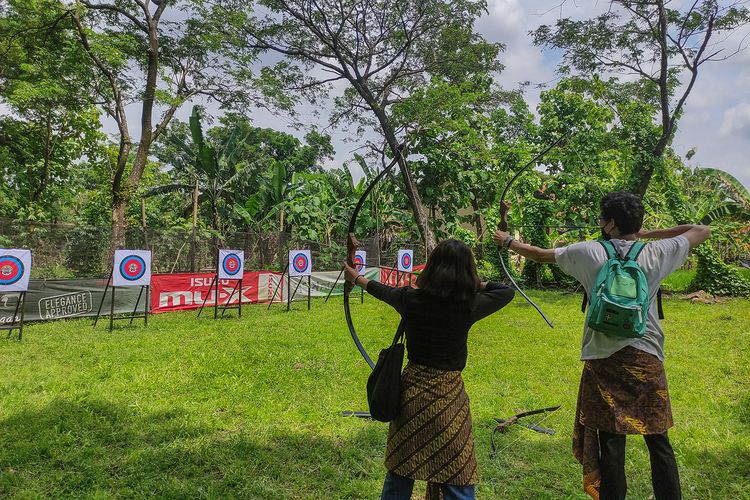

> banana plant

[{"left": 145, "top": 106, "right": 262, "bottom": 239}]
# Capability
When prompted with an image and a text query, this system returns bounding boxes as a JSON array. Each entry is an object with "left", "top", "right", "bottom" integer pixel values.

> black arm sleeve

[
  {"left": 366, "top": 281, "right": 410, "bottom": 315},
  {"left": 469, "top": 282, "right": 515, "bottom": 323}
]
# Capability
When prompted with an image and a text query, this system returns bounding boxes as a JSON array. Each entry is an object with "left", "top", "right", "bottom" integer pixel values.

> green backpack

[{"left": 586, "top": 240, "right": 649, "bottom": 338}]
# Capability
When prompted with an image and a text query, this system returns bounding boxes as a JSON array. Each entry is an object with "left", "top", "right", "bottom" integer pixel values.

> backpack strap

[
  {"left": 625, "top": 241, "right": 646, "bottom": 261},
  {"left": 581, "top": 291, "right": 588, "bottom": 313},
  {"left": 599, "top": 240, "right": 617, "bottom": 260}
]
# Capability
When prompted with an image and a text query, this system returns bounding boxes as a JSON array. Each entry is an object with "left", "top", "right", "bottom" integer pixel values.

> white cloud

[{"left": 720, "top": 102, "right": 750, "bottom": 139}]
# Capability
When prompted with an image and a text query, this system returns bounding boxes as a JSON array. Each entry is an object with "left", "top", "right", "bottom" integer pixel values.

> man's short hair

[{"left": 600, "top": 191, "right": 644, "bottom": 235}]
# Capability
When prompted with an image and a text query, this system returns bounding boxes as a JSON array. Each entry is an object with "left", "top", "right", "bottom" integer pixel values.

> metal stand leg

[
  {"left": 197, "top": 276, "right": 217, "bottom": 318},
  {"left": 109, "top": 286, "right": 116, "bottom": 332},
  {"left": 214, "top": 275, "right": 219, "bottom": 319},
  {"left": 17, "top": 291, "right": 25, "bottom": 341},
  {"left": 144, "top": 285, "right": 150, "bottom": 327},
  {"left": 324, "top": 268, "right": 345, "bottom": 303},
  {"left": 130, "top": 286, "right": 144, "bottom": 325},
  {"left": 267, "top": 264, "right": 289, "bottom": 310},
  {"left": 307, "top": 275, "right": 311, "bottom": 310},
  {"left": 93, "top": 269, "right": 113, "bottom": 327}
]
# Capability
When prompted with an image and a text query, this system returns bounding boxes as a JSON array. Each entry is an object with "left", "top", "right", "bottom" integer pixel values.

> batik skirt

[
  {"left": 573, "top": 346, "right": 673, "bottom": 499},
  {"left": 384, "top": 362, "right": 478, "bottom": 495}
]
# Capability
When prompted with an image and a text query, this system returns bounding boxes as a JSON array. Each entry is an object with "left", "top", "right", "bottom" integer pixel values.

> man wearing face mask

[{"left": 493, "top": 191, "right": 711, "bottom": 500}]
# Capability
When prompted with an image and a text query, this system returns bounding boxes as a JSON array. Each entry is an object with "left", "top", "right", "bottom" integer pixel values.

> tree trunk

[
  {"left": 372, "top": 108, "right": 437, "bottom": 254},
  {"left": 110, "top": 19, "right": 160, "bottom": 254}
]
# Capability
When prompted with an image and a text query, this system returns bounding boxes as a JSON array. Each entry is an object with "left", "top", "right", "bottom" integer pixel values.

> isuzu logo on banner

[{"left": 151, "top": 271, "right": 276, "bottom": 313}]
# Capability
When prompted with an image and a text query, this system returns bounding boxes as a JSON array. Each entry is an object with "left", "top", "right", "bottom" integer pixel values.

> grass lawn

[{"left": 1, "top": 292, "right": 748, "bottom": 499}]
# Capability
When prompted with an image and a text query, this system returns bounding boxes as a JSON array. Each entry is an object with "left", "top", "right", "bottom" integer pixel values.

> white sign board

[
  {"left": 353, "top": 250, "right": 367, "bottom": 274},
  {"left": 397, "top": 249, "right": 413, "bottom": 272},
  {"left": 0, "top": 249, "right": 32, "bottom": 292},
  {"left": 218, "top": 249, "right": 244, "bottom": 280},
  {"left": 288, "top": 250, "right": 312, "bottom": 277},
  {"left": 113, "top": 250, "right": 152, "bottom": 287}
]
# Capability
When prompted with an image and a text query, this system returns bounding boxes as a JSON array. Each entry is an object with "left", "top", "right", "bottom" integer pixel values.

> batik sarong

[
  {"left": 384, "top": 363, "right": 477, "bottom": 498},
  {"left": 573, "top": 346, "right": 673, "bottom": 499}
]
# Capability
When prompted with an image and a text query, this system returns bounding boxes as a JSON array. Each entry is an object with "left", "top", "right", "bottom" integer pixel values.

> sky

[{"left": 58, "top": 1, "right": 750, "bottom": 192}]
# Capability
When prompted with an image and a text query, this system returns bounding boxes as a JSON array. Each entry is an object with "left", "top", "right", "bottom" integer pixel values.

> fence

[{"left": 0, "top": 219, "right": 425, "bottom": 279}]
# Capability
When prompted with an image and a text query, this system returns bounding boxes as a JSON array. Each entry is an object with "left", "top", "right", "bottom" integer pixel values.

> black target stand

[
  {"left": 197, "top": 275, "right": 243, "bottom": 319},
  {"left": 1, "top": 291, "right": 27, "bottom": 341},
  {"left": 92, "top": 269, "right": 150, "bottom": 332},
  {"left": 267, "top": 263, "right": 310, "bottom": 311},
  {"left": 324, "top": 268, "right": 364, "bottom": 304}
]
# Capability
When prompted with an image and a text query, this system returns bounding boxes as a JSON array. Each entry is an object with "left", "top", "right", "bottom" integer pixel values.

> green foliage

[{"left": 691, "top": 244, "right": 750, "bottom": 296}]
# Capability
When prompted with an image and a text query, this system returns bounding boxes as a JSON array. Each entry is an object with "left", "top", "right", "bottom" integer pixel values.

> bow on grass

[
  {"left": 498, "top": 132, "right": 575, "bottom": 329},
  {"left": 345, "top": 145, "right": 406, "bottom": 369},
  {"left": 490, "top": 405, "right": 562, "bottom": 457}
]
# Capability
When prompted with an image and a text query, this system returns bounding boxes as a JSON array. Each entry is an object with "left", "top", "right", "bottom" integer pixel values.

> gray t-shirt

[{"left": 554, "top": 236, "right": 691, "bottom": 361}]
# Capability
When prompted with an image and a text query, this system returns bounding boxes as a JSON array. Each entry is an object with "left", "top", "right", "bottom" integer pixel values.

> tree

[
  {"left": 225, "top": 0, "right": 501, "bottom": 253},
  {"left": 7, "top": 0, "right": 292, "bottom": 250},
  {"left": 0, "top": 0, "right": 105, "bottom": 219},
  {"left": 151, "top": 108, "right": 335, "bottom": 237},
  {"left": 533, "top": 0, "right": 750, "bottom": 197}
]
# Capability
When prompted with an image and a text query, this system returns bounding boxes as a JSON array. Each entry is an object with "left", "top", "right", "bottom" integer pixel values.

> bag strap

[
  {"left": 657, "top": 288, "right": 665, "bottom": 320},
  {"left": 391, "top": 318, "right": 406, "bottom": 345}
]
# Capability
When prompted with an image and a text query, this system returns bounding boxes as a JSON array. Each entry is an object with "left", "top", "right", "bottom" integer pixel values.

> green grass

[{"left": 1, "top": 293, "right": 749, "bottom": 499}]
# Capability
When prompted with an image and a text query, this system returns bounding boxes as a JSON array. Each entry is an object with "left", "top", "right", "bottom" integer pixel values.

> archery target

[
  {"left": 353, "top": 251, "right": 366, "bottom": 273},
  {"left": 0, "top": 249, "right": 31, "bottom": 292},
  {"left": 397, "top": 249, "right": 413, "bottom": 272},
  {"left": 218, "top": 249, "right": 244, "bottom": 280},
  {"left": 289, "top": 250, "right": 312, "bottom": 277},
  {"left": 113, "top": 250, "right": 152, "bottom": 287}
]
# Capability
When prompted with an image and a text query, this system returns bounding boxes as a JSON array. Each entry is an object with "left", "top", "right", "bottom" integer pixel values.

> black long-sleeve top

[{"left": 366, "top": 281, "right": 514, "bottom": 371}]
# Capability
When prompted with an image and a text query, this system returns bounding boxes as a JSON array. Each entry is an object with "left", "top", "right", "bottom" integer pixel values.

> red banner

[
  {"left": 150, "top": 271, "right": 281, "bottom": 314},
  {"left": 379, "top": 264, "right": 423, "bottom": 287}
]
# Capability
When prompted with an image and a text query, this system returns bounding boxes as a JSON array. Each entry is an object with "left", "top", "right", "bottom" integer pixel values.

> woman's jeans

[{"left": 381, "top": 471, "right": 475, "bottom": 500}]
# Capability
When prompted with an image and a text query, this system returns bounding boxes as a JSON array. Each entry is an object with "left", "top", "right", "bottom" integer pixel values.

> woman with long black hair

[{"left": 344, "top": 239, "right": 514, "bottom": 500}]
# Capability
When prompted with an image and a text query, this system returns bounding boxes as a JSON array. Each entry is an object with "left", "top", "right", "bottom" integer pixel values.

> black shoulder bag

[{"left": 366, "top": 319, "right": 406, "bottom": 422}]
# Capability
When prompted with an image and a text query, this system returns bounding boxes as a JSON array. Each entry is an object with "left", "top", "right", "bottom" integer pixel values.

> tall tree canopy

[{"left": 220, "top": 0, "right": 502, "bottom": 252}]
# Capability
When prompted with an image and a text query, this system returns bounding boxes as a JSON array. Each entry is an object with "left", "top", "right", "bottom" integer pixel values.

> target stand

[
  {"left": 0, "top": 250, "right": 31, "bottom": 341},
  {"left": 93, "top": 250, "right": 152, "bottom": 332},
  {"left": 198, "top": 250, "right": 244, "bottom": 319},
  {"left": 92, "top": 269, "right": 150, "bottom": 332},
  {"left": 197, "top": 276, "right": 243, "bottom": 319},
  {"left": 323, "top": 268, "right": 364, "bottom": 304},
  {"left": 325, "top": 250, "right": 367, "bottom": 304},
  {"left": 1, "top": 291, "right": 27, "bottom": 341},
  {"left": 266, "top": 263, "right": 311, "bottom": 312}
]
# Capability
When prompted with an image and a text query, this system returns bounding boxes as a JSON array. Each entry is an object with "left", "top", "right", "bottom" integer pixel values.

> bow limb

[
  {"left": 344, "top": 145, "right": 406, "bottom": 370},
  {"left": 498, "top": 133, "right": 572, "bottom": 329}
]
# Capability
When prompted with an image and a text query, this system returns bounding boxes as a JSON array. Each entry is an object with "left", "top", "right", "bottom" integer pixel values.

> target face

[
  {"left": 0, "top": 249, "right": 31, "bottom": 291},
  {"left": 353, "top": 251, "right": 366, "bottom": 273},
  {"left": 288, "top": 250, "right": 312, "bottom": 277},
  {"left": 293, "top": 253, "right": 309, "bottom": 273},
  {"left": 0, "top": 256, "right": 23, "bottom": 286},
  {"left": 397, "top": 249, "right": 414, "bottom": 272},
  {"left": 113, "top": 250, "right": 151, "bottom": 287},
  {"left": 218, "top": 249, "right": 244, "bottom": 280},
  {"left": 223, "top": 254, "right": 241, "bottom": 275},
  {"left": 120, "top": 255, "right": 146, "bottom": 281}
]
